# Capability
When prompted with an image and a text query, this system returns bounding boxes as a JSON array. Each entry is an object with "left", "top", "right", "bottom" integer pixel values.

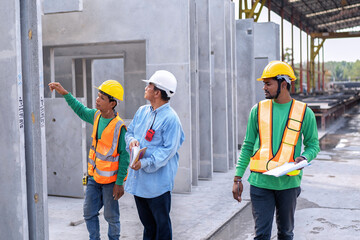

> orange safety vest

[
  {"left": 249, "top": 99, "right": 307, "bottom": 176},
  {"left": 88, "top": 110, "right": 126, "bottom": 184}
]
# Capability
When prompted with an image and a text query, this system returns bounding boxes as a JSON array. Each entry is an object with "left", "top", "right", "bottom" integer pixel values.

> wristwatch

[{"left": 234, "top": 176, "right": 242, "bottom": 182}]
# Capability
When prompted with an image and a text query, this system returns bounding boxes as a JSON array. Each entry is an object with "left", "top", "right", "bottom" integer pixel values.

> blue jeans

[
  {"left": 134, "top": 191, "right": 172, "bottom": 240},
  {"left": 250, "top": 185, "right": 301, "bottom": 240},
  {"left": 83, "top": 177, "right": 120, "bottom": 240}
]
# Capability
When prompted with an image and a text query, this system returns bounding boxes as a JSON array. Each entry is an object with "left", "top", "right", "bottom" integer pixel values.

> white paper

[
  {"left": 263, "top": 161, "right": 310, "bottom": 177},
  {"left": 130, "top": 146, "right": 140, "bottom": 166}
]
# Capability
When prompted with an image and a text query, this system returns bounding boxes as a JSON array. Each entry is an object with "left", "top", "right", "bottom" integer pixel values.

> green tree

[{"left": 334, "top": 65, "right": 344, "bottom": 81}]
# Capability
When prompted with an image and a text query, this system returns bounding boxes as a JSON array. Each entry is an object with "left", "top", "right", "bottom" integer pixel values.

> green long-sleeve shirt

[
  {"left": 235, "top": 99, "right": 320, "bottom": 190},
  {"left": 64, "top": 93, "right": 130, "bottom": 185}
]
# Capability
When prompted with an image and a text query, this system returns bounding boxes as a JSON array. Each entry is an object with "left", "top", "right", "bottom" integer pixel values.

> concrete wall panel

[
  {"left": 0, "top": 1, "right": 29, "bottom": 239},
  {"left": 45, "top": 99, "right": 86, "bottom": 198},
  {"left": 210, "top": 0, "right": 229, "bottom": 172},
  {"left": 254, "top": 22, "right": 280, "bottom": 103},
  {"left": 236, "top": 19, "right": 256, "bottom": 145},
  {"left": 190, "top": 0, "right": 200, "bottom": 186},
  {"left": 42, "top": 0, "right": 192, "bottom": 192},
  {"left": 21, "top": 0, "right": 49, "bottom": 238},
  {"left": 225, "top": 0, "right": 235, "bottom": 169},
  {"left": 236, "top": 21, "right": 280, "bottom": 146},
  {"left": 196, "top": 0, "right": 213, "bottom": 179},
  {"left": 230, "top": 2, "right": 238, "bottom": 158},
  {"left": 42, "top": 1, "right": 188, "bottom": 64}
]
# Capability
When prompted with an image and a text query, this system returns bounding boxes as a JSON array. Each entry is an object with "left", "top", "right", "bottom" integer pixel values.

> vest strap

[
  {"left": 95, "top": 168, "right": 117, "bottom": 177},
  {"left": 250, "top": 99, "right": 307, "bottom": 176}
]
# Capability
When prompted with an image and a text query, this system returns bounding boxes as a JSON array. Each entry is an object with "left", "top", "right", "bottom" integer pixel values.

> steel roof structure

[
  {"left": 237, "top": 0, "right": 360, "bottom": 93},
  {"left": 267, "top": 0, "right": 360, "bottom": 38}
]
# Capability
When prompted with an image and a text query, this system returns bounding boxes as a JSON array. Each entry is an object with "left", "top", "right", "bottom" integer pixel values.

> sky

[{"left": 235, "top": 4, "right": 360, "bottom": 63}]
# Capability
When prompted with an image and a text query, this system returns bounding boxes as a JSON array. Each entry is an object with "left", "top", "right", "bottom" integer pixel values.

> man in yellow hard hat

[
  {"left": 49, "top": 80, "right": 129, "bottom": 240},
  {"left": 232, "top": 61, "right": 320, "bottom": 239}
]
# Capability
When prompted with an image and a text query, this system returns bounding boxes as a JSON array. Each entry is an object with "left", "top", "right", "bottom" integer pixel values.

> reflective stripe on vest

[
  {"left": 249, "top": 99, "right": 307, "bottom": 176},
  {"left": 88, "top": 110, "right": 126, "bottom": 184}
]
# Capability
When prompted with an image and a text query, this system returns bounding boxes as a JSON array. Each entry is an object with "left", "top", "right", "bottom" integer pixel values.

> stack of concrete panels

[
  {"left": 1, "top": 0, "right": 49, "bottom": 239},
  {"left": 1, "top": 0, "right": 282, "bottom": 237},
  {"left": 42, "top": 0, "right": 193, "bottom": 193},
  {"left": 42, "top": 0, "right": 281, "bottom": 196},
  {"left": 41, "top": 0, "right": 239, "bottom": 194},
  {"left": 235, "top": 19, "right": 280, "bottom": 144}
]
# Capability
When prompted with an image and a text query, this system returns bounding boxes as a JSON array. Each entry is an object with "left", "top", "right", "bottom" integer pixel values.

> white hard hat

[{"left": 142, "top": 70, "right": 177, "bottom": 97}]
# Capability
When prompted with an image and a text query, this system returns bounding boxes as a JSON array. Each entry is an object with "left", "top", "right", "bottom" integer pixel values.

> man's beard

[{"left": 265, "top": 91, "right": 276, "bottom": 99}]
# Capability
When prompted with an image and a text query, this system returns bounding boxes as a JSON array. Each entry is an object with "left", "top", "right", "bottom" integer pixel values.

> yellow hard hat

[
  {"left": 257, "top": 61, "right": 296, "bottom": 82},
  {"left": 95, "top": 80, "right": 124, "bottom": 101}
]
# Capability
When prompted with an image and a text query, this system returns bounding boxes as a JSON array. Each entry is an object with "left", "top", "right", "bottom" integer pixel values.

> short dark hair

[
  {"left": 275, "top": 76, "right": 291, "bottom": 91},
  {"left": 99, "top": 90, "right": 117, "bottom": 109},
  {"left": 153, "top": 85, "right": 170, "bottom": 101}
]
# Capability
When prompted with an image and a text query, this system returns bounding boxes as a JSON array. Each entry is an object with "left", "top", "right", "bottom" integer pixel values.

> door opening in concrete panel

[{"left": 42, "top": 41, "right": 146, "bottom": 197}]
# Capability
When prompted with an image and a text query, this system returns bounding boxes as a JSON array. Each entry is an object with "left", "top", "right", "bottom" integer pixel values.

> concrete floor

[
  {"left": 49, "top": 170, "right": 251, "bottom": 240},
  {"left": 49, "top": 106, "right": 360, "bottom": 240}
]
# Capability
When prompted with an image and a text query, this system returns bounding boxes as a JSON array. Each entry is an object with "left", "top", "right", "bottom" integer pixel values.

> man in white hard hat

[
  {"left": 49, "top": 80, "right": 129, "bottom": 240},
  {"left": 125, "top": 70, "right": 185, "bottom": 240}
]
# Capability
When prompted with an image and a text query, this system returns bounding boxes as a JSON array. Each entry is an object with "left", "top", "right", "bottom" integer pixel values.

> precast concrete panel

[
  {"left": 42, "top": 0, "right": 189, "bottom": 64},
  {"left": 231, "top": 2, "right": 238, "bottom": 158},
  {"left": 45, "top": 99, "right": 87, "bottom": 198},
  {"left": 254, "top": 22, "right": 280, "bottom": 103},
  {"left": 0, "top": 1, "right": 29, "bottom": 239},
  {"left": 196, "top": 0, "right": 213, "bottom": 180},
  {"left": 236, "top": 19, "right": 256, "bottom": 145},
  {"left": 190, "top": 0, "right": 200, "bottom": 186},
  {"left": 42, "top": 0, "right": 192, "bottom": 192},
  {"left": 43, "top": 0, "right": 83, "bottom": 14},
  {"left": 225, "top": 0, "right": 235, "bottom": 169},
  {"left": 210, "top": 0, "right": 229, "bottom": 172},
  {"left": 20, "top": 0, "right": 49, "bottom": 238}
]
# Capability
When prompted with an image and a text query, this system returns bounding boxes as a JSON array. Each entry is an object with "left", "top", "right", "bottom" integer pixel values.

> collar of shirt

[{"left": 150, "top": 102, "right": 170, "bottom": 113}]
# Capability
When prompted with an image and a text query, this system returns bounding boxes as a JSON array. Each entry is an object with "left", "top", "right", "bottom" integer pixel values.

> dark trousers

[
  {"left": 134, "top": 191, "right": 172, "bottom": 240},
  {"left": 250, "top": 185, "right": 301, "bottom": 240}
]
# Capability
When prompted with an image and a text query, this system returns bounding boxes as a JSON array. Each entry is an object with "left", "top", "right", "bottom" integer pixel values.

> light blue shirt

[{"left": 124, "top": 103, "right": 185, "bottom": 198}]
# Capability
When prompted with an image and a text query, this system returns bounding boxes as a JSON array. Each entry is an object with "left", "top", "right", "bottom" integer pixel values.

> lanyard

[{"left": 149, "top": 112, "right": 157, "bottom": 130}]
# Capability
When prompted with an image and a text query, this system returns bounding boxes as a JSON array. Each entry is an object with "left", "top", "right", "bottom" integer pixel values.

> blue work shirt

[{"left": 124, "top": 103, "right": 185, "bottom": 198}]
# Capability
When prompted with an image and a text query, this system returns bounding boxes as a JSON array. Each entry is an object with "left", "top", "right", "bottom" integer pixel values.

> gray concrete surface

[
  {"left": 0, "top": 1, "right": 29, "bottom": 239},
  {"left": 49, "top": 170, "right": 251, "bottom": 240},
  {"left": 294, "top": 107, "right": 360, "bottom": 240}
]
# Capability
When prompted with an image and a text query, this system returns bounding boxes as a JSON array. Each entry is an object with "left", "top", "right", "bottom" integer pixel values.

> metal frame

[
  {"left": 235, "top": 0, "right": 360, "bottom": 93},
  {"left": 238, "top": 0, "right": 266, "bottom": 22}
]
